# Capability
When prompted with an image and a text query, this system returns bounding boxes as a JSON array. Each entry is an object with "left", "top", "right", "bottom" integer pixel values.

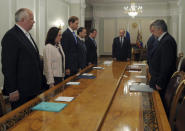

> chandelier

[{"left": 124, "top": 2, "right": 143, "bottom": 18}]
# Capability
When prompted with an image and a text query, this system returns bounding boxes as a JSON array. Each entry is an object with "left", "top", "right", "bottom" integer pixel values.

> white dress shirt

[
  {"left": 16, "top": 24, "right": 36, "bottom": 49},
  {"left": 158, "top": 32, "right": 167, "bottom": 42}
]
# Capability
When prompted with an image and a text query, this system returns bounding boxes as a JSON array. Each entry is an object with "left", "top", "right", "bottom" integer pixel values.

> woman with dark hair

[{"left": 43, "top": 27, "right": 65, "bottom": 88}]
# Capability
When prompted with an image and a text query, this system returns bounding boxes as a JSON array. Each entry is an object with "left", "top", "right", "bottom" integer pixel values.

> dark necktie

[
  {"left": 120, "top": 37, "right": 123, "bottom": 47},
  {"left": 93, "top": 39, "right": 97, "bottom": 47},
  {"left": 25, "top": 32, "right": 37, "bottom": 50},
  {"left": 72, "top": 32, "right": 77, "bottom": 44},
  {"left": 81, "top": 40, "right": 87, "bottom": 52}
]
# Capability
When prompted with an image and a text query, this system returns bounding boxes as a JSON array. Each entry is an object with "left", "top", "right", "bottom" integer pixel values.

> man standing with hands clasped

[
  {"left": 1, "top": 8, "right": 43, "bottom": 109},
  {"left": 61, "top": 16, "right": 79, "bottom": 78},
  {"left": 85, "top": 29, "right": 98, "bottom": 65},
  {"left": 112, "top": 29, "right": 131, "bottom": 61},
  {"left": 149, "top": 19, "right": 177, "bottom": 102}
]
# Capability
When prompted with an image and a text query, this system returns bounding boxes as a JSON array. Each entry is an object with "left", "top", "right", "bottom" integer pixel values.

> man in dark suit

[
  {"left": 1, "top": 8, "right": 43, "bottom": 109},
  {"left": 61, "top": 16, "right": 79, "bottom": 77},
  {"left": 112, "top": 29, "right": 131, "bottom": 61},
  {"left": 146, "top": 24, "right": 159, "bottom": 65},
  {"left": 85, "top": 29, "right": 98, "bottom": 65},
  {"left": 77, "top": 27, "right": 87, "bottom": 69},
  {"left": 149, "top": 20, "right": 177, "bottom": 101}
]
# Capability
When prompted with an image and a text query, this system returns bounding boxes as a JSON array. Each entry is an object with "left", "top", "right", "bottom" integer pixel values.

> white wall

[
  {"left": 85, "top": 4, "right": 93, "bottom": 20},
  {"left": 46, "top": 0, "right": 70, "bottom": 35},
  {"left": 89, "top": 1, "right": 179, "bottom": 56},
  {"left": 0, "top": 0, "right": 85, "bottom": 89},
  {"left": 70, "top": 0, "right": 86, "bottom": 27},
  {"left": 0, "top": 0, "right": 13, "bottom": 89},
  {"left": 103, "top": 19, "right": 116, "bottom": 53},
  {"left": 100, "top": 17, "right": 167, "bottom": 55}
]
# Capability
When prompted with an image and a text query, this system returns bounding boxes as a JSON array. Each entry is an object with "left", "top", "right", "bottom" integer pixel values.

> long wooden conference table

[{"left": 0, "top": 61, "right": 171, "bottom": 131}]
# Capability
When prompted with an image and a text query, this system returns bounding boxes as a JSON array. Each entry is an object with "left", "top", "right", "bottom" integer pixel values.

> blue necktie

[
  {"left": 72, "top": 32, "right": 77, "bottom": 44},
  {"left": 93, "top": 39, "right": 97, "bottom": 47}
]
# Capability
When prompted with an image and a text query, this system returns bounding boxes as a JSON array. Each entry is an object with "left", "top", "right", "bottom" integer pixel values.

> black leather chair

[
  {"left": 169, "top": 79, "right": 185, "bottom": 130},
  {"left": 179, "top": 58, "right": 185, "bottom": 72},
  {"left": 176, "top": 53, "right": 183, "bottom": 70},
  {"left": 175, "top": 97, "right": 185, "bottom": 131},
  {"left": 164, "top": 71, "right": 185, "bottom": 116}
]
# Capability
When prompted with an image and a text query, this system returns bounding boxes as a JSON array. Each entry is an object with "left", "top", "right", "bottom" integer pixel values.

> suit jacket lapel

[
  {"left": 14, "top": 26, "right": 39, "bottom": 56},
  {"left": 67, "top": 28, "right": 77, "bottom": 46},
  {"left": 29, "top": 34, "right": 39, "bottom": 53},
  {"left": 151, "top": 33, "right": 165, "bottom": 56},
  {"left": 117, "top": 37, "right": 122, "bottom": 48},
  {"left": 91, "top": 37, "right": 97, "bottom": 49}
]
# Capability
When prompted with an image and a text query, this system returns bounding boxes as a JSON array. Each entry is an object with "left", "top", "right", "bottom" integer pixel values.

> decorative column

[
  {"left": 80, "top": 0, "right": 86, "bottom": 27},
  {"left": 69, "top": 0, "right": 85, "bottom": 27},
  {"left": 178, "top": 0, "right": 185, "bottom": 54}
]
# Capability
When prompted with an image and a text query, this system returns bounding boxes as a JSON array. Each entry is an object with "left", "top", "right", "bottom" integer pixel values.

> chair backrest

[
  {"left": 176, "top": 53, "right": 183, "bottom": 70},
  {"left": 164, "top": 71, "right": 185, "bottom": 116},
  {"left": 178, "top": 57, "right": 185, "bottom": 72},
  {"left": 175, "top": 97, "right": 185, "bottom": 131},
  {"left": 169, "top": 80, "right": 185, "bottom": 129}
]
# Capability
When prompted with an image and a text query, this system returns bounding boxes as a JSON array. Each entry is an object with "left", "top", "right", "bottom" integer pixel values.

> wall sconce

[{"left": 53, "top": 19, "right": 65, "bottom": 29}]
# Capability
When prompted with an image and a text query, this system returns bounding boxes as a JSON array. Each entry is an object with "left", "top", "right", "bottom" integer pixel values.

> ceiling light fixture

[{"left": 124, "top": 1, "right": 143, "bottom": 18}]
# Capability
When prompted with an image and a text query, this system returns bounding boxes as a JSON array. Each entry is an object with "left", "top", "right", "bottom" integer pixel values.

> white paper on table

[
  {"left": 135, "top": 75, "right": 146, "bottom": 78},
  {"left": 128, "top": 65, "right": 140, "bottom": 69},
  {"left": 123, "top": 75, "right": 128, "bottom": 78},
  {"left": 129, "top": 85, "right": 153, "bottom": 92},
  {"left": 133, "top": 63, "right": 146, "bottom": 66},
  {"left": 139, "top": 83, "right": 146, "bottom": 85},
  {"left": 103, "top": 61, "right": 113, "bottom": 65},
  {"left": 131, "top": 82, "right": 146, "bottom": 85},
  {"left": 55, "top": 96, "right": 74, "bottom": 102},
  {"left": 127, "top": 70, "right": 141, "bottom": 73},
  {"left": 82, "top": 73, "right": 93, "bottom": 76},
  {"left": 66, "top": 82, "right": 80, "bottom": 85},
  {"left": 93, "top": 67, "right": 104, "bottom": 69}
]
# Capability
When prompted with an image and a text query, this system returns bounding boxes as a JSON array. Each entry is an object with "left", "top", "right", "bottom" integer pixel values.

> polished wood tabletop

[
  {"left": 8, "top": 61, "right": 127, "bottom": 131},
  {"left": 0, "top": 61, "right": 171, "bottom": 131},
  {"left": 100, "top": 62, "right": 171, "bottom": 131}
]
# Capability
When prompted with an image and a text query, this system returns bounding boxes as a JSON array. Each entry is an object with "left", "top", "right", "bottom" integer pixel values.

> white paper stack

[
  {"left": 131, "top": 82, "right": 146, "bottom": 85},
  {"left": 103, "top": 61, "right": 113, "bottom": 65},
  {"left": 93, "top": 67, "right": 104, "bottom": 69},
  {"left": 128, "top": 70, "right": 141, "bottom": 73},
  {"left": 133, "top": 63, "right": 146, "bottom": 66},
  {"left": 135, "top": 75, "right": 146, "bottom": 79},
  {"left": 139, "top": 83, "right": 146, "bottom": 85},
  {"left": 128, "top": 65, "right": 140, "bottom": 69},
  {"left": 55, "top": 96, "right": 74, "bottom": 102},
  {"left": 129, "top": 85, "right": 153, "bottom": 93},
  {"left": 82, "top": 73, "right": 93, "bottom": 76},
  {"left": 66, "top": 82, "right": 80, "bottom": 85}
]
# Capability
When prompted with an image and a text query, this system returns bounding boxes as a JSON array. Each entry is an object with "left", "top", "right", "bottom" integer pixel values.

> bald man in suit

[{"left": 112, "top": 29, "right": 131, "bottom": 61}]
